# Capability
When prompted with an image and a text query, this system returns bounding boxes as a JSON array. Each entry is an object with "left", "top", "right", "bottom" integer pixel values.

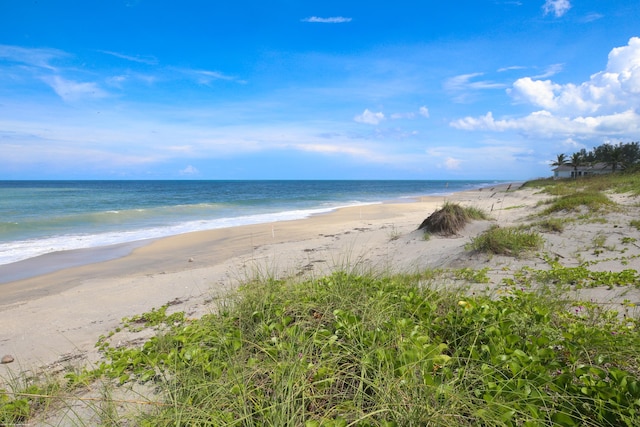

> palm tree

[
  {"left": 551, "top": 153, "right": 568, "bottom": 167},
  {"left": 607, "top": 145, "right": 625, "bottom": 173},
  {"left": 569, "top": 152, "right": 583, "bottom": 178}
]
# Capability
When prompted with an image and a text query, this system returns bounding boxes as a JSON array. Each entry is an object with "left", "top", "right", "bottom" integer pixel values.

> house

[{"left": 552, "top": 162, "right": 615, "bottom": 179}]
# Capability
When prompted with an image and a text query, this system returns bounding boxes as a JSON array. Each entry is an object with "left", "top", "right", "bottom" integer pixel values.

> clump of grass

[
  {"left": 463, "top": 205, "right": 489, "bottom": 220},
  {"left": 535, "top": 217, "right": 567, "bottom": 233},
  {"left": 418, "top": 202, "right": 488, "bottom": 236},
  {"left": 631, "top": 219, "right": 640, "bottom": 231},
  {"left": 467, "top": 225, "right": 544, "bottom": 256},
  {"left": 542, "top": 190, "right": 615, "bottom": 214}
]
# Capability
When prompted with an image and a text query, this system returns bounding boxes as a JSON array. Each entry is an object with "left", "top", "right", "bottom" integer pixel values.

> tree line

[{"left": 551, "top": 141, "right": 640, "bottom": 174}]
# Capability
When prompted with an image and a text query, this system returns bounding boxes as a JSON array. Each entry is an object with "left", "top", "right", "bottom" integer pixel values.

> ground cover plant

[{"left": 4, "top": 269, "right": 636, "bottom": 426}]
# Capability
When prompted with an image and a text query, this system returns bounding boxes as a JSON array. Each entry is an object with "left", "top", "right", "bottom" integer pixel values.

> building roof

[{"left": 552, "top": 162, "right": 613, "bottom": 172}]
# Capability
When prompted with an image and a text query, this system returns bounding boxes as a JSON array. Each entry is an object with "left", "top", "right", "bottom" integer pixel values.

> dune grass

[
  {"left": 522, "top": 172, "right": 640, "bottom": 196},
  {"left": 418, "top": 202, "right": 488, "bottom": 236},
  {"left": 5, "top": 268, "right": 638, "bottom": 426},
  {"left": 467, "top": 225, "right": 544, "bottom": 256},
  {"left": 541, "top": 191, "right": 616, "bottom": 215}
]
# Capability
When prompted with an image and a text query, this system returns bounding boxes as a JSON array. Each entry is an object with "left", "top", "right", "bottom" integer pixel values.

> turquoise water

[{"left": 0, "top": 180, "right": 502, "bottom": 265}]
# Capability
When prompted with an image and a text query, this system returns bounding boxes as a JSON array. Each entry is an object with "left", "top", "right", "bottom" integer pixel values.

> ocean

[{"left": 0, "top": 180, "right": 502, "bottom": 268}]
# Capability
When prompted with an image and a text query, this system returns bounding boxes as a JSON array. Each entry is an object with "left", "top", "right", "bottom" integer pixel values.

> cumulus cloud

[
  {"left": 511, "top": 37, "right": 640, "bottom": 115},
  {"left": 453, "top": 37, "right": 640, "bottom": 140},
  {"left": 451, "top": 109, "right": 640, "bottom": 137},
  {"left": 301, "top": 16, "right": 352, "bottom": 23},
  {"left": 354, "top": 109, "right": 385, "bottom": 125},
  {"left": 543, "top": 0, "right": 571, "bottom": 17}
]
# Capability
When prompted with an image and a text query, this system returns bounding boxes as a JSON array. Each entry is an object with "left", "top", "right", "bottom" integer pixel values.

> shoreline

[
  {"left": 0, "top": 185, "right": 494, "bottom": 289},
  {"left": 1, "top": 183, "right": 553, "bottom": 379}
]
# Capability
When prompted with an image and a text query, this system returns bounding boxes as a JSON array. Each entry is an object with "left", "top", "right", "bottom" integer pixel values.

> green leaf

[{"left": 551, "top": 412, "right": 578, "bottom": 426}]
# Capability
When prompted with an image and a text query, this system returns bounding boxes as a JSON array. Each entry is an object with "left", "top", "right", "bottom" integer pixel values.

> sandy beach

[{"left": 2, "top": 183, "right": 640, "bottom": 382}]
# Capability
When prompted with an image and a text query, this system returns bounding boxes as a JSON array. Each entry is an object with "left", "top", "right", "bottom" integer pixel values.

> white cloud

[
  {"left": 445, "top": 73, "right": 507, "bottom": 102},
  {"left": 510, "top": 37, "right": 640, "bottom": 115},
  {"left": 44, "top": 76, "right": 109, "bottom": 102},
  {"left": 99, "top": 50, "right": 158, "bottom": 65},
  {"left": 390, "top": 112, "right": 415, "bottom": 119},
  {"left": 0, "top": 44, "right": 67, "bottom": 70},
  {"left": 454, "top": 37, "right": 640, "bottom": 142},
  {"left": 354, "top": 109, "right": 385, "bottom": 125},
  {"left": 450, "top": 109, "right": 640, "bottom": 137},
  {"left": 581, "top": 13, "right": 603, "bottom": 23},
  {"left": 175, "top": 68, "right": 242, "bottom": 85},
  {"left": 444, "top": 157, "right": 461, "bottom": 169},
  {"left": 543, "top": 0, "right": 571, "bottom": 17},
  {"left": 531, "top": 63, "right": 564, "bottom": 79},
  {"left": 445, "top": 73, "right": 506, "bottom": 91},
  {"left": 301, "top": 16, "right": 352, "bottom": 23},
  {"left": 180, "top": 165, "right": 199, "bottom": 175},
  {"left": 390, "top": 106, "right": 429, "bottom": 120},
  {"left": 498, "top": 66, "right": 527, "bottom": 72}
]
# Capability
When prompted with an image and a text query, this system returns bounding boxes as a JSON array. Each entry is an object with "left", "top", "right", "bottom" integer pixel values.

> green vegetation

[
  {"left": 551, "top": 141, "right": 640, "bottom": 176},
  {"left": 418, "top": 202, "right": 488, "bottom": 236},
  {"left": 3, "top": 172, "right": 640, "bottom": 425},
  {"left": 4, "top": 271, "right": 639, "bottom": 426},
  {"left": 467, "top": 225, "right": 544, "bottom": 256},
  {"left": 534, "top": 217, "right": 568, "bottom": 233},
  {"left": 526, "top": 158, "right": 640, "bottom": 196},
  {"left": 542, "top": 191, "right": 615, "bottom": 215},
  {"left": 504, "top": 257, "right": 640, "bottom": 290}
]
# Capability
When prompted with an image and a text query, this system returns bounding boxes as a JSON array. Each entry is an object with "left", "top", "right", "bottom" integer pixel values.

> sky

[{"left": 1, "top": 0, "right": 639, "bottom": 180}]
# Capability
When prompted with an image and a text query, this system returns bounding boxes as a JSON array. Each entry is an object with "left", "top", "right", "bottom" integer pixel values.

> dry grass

[{"left": 418, "top": 202, "right": 487, "bottom": 236}]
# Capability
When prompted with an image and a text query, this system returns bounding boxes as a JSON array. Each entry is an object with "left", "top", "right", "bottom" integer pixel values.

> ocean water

[{"left": 0, "top": 180, "right": 502, "bottom": 266}]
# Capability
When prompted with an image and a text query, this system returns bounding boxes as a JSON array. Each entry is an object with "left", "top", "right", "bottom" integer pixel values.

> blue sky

[{"left": 1, "top": 0, "right": 639, "bottom": 180}]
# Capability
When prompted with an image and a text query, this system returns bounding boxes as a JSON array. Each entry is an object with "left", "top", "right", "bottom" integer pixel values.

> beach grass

[
  {"left": 5, "top": 265, "right": 639, "bottom": 426},
  {"left": 466, "top": 225, "right": 544, "bottom": 256},
  {"left": 418, "top": 202, "right": 489, "bottom": 236},
  {"left": 522, "top": 171, "right": 640, "bottom": 196},
  {"left": 541, "top": 191, "right": 616, "bottom": 215}
]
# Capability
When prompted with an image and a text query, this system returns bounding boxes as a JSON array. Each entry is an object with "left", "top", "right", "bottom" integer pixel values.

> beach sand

[{"left": 2, "top": 183, "right": 640, "bottom": 381}]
